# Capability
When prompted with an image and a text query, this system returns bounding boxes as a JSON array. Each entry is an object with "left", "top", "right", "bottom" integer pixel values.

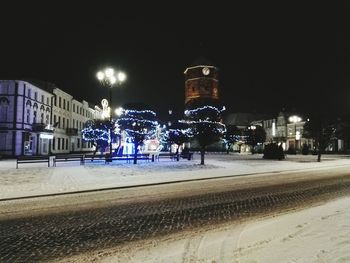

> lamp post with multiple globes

[
  {"left": 96, "top": 68, "right": 126, "bottom": 156},
  {"left": 288, "top": 115, "right": 302, "bottom": 150}
]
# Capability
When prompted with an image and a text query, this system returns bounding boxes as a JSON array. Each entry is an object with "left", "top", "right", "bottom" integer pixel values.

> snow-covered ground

[
  {"left": 2, "top": 154, "right": 350, "bottom": 262},
  {"left": 1, "top": 153, "right": 350, "bottom": 199},
  {"left": 78, "top": 196, "right": 349, "bottom": 263}
]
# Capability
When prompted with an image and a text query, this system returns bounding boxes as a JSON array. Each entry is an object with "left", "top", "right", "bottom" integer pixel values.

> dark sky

[{"left": 1, "top": 2, "right": 350, "bottom": 119}]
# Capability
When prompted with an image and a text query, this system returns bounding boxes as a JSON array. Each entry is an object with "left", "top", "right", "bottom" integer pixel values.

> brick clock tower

[{"left": 184, "top": 58, "right": 219, "bottom": 106}]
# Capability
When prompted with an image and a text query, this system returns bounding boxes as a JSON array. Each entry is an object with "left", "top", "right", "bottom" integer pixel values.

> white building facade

[
  {"left": 0, "top": 80, "right": 54, "bottom": 156},
  {"left": 0, "top": 80, "right": 101, "bottom": 156}
]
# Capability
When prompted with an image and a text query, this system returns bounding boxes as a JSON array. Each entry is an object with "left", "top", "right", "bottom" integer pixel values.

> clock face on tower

[
  {"left": 184, "top": 64, "right": 219, "bottom": 104},
  {"left": 202, "top": 67, "right": 210, "bottom": 76}
]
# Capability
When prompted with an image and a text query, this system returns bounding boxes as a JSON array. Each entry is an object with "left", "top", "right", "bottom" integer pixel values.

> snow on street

[
  {"left": 1, "top": 154, "right": 350, "bottom": 199},
  {"left": 67, "top": 196, "right": 350, "bottom": 263}
]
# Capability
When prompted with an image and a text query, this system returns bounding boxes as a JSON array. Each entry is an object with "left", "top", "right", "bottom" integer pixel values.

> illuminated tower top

[{"left": 184, "top": 57, "right": 219, "bottom": 105}]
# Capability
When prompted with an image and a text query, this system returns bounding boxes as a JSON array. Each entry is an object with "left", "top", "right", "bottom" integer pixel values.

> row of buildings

[
  {"left": 225, "top": 111, "right": 348, "bottom": 153},
  {"left": 0, "top": 80, "right": 102, "bottom": 156}
]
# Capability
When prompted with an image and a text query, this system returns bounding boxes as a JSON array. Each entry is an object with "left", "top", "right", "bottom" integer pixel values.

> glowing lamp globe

[
  {"left": 110, "top": 76, "right": 117, "bottom": 85},
  {"left": 97, "top": 71, "right": 104, "bottom": 81},
  {"left": 105, "top": 68, "right": 114, "bottom": 78},
  {"left": 117, "top": 72, "right": 126, "bottom": 82}
]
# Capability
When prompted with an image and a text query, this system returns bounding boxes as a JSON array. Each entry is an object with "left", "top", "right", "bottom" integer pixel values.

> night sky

[{"left": 1, "top": 2, "right": 350, "bottom": 119}]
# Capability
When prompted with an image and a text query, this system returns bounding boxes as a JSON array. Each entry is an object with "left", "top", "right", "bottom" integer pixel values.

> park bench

[
  {"left": 53, "top": 154, "right": 85, "bottom": 166},
  {"left": 84, "top": 154, "right": 106, "bottom": 163},
  {"left": 85, "top": 153, "right": 151, "bottom": 164},
  {"left": 16, "top": 155, "right": 50, "bottom": 169},
  {"left": 180, "top": 152, "right": 194, "bottom": 160},
  {"left": 155, "top": 152, "right": 178, "bottom": 161},
  {"left": 116, "top": 153, "right": 151, "bottom": 163},
  {"left": 154, "top": 152, "right": 193, "bottom": 161}
]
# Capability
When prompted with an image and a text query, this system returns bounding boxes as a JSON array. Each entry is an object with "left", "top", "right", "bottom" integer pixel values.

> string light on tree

[
  {"left": 185, "top": 104, "right": 226, "bottom": 165},
  {"left": 116, "top": 107, "right": 158, "bottom": 164}
]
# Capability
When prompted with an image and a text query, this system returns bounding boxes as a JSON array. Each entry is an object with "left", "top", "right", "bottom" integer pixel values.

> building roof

[{"left": 224, "top": 112, "right": 270, "bottom": 126}]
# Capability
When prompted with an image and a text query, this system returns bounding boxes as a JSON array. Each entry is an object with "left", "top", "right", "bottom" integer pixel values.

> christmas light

[
  {"left": 125, "top": 109, "right": 156, "bottom": 116},
  {"left": 184, "top": 105, "right": 225, "bottom": 116}
]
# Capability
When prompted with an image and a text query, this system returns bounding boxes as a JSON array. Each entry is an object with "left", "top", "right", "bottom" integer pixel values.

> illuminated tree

[
  {"left": 185, "top": 105, "right": 226, "bottom": 165},
  {"left": 81, "top": 119, "right": 117, "bottom": 155},
  {"left": 165, "top": 121, "right": 193, "bottom": 160},
  {"left": 116, "top": 106, "right": 158, "bottom": 164}
]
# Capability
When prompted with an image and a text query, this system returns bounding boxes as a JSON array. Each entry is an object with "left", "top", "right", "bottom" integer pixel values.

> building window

[
  {"left": 67, "top": 101, "right": 70, "bottom": 111},
  {"left": 40, "top": 113, "right": 44, "bottom": 123},
  {"left": 46, "top": 114, "right": 49, "bottom": 125},
  {"left": 52, "top": 137, "right": 55, "bottom": 150},
  {"left": 34, "top": 92, "right": 37, "bottom": 101},
  {"left": 66, "top": 119, "right": 69, "bottom": 128},
  {"left": 41, "top": 95, "right": 44, "bottom": 103},
  {"left": 33, "top": 111, "right": 37, "bottom": 124},
  {"left": 59, "top": 97, "right": 62, "bottom": 108},
  {"left": 47, "top": 97, "right": 49, "bottom": 105},
  {"left": 26, "top": 109, "right": 30, "bottom": 123},
  {"left": 73, "top": 119, "right": 75, "bottom": 128},
  {"left": 0, "top": 97, "right": 9, "bottom": 122},
  {"left": 63, "top": 99, "right": 66, "bottom": 110},
  {"left": 73, "top": 104, "right": 75, "bottom": 112},
  {"left": 63, "top": 117, "right": 65, "bottom": 128},
  {"left": 61, "top": 138, "right": 64, "bottom": 150},
  {"left": 77, "top": 138, "right": 80, "bottom": 148},
  {"left": 53, "top": 115, "right": 56, "bottom": 126},
  {"left": 54, "top": 96, "right": 57, "bottom": 106},
  {"left": 66, "top": 138, "right": 68, "bottom": 150},
  {"left": 58, "top": 138, "right": 61, "bottom": 150},
  {"left": 58, "top": 116, "right": 61, "bottom": 128},
  {"left": 28, "top": 89, "right": 31, "bottom": 98}
]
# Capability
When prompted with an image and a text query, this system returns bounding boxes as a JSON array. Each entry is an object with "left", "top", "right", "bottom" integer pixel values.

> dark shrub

[
  {"left": 301, "top": 143, "right": 309, "bottom": 155},
  {"left": 263, "top": 143, "right": 285, "bottom": 160},
  {"left": 287, "top": 146, "right": 296, "bottom": 155}
]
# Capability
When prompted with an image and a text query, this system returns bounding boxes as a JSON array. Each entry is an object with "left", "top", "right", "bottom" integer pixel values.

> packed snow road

[{"left": 0, "top": 166, "right": 350, "bottom": 262}]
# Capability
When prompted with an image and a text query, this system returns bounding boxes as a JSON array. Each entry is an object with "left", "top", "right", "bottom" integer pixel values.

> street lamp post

[
  {"left": 248, "top": 125, "right": 256, "bottom": 153},
  {"left": 96, "top": 68, "right": 126, "bottom": 156},
  {"left": 288, "top": 115, "right": 301, "bottom": 150}
]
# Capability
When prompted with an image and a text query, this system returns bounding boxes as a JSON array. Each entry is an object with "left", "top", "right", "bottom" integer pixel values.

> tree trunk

[
  {"left": 226, "top": 143, "right": 231, "bottom": 154},
  {"left": 133, "top": 142, "right": 139, "bottom": 164},
  {"left": 200, "top": 146, "right": 205, "bottom": 165},
  {"left": 317, "top": 151, "right": 322, "bottom": 162},
  {"left": 115, "top": 135, "right": 122, "bottom": 156},
  {"left": 93, "top": 142, "right": 98, "bottom": 156},
  {"left": 176, "top": 144, "right": 180, "bottom": 161},
  {"left": 317, "top": 139, "right": 322, "bottom": 162}
]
